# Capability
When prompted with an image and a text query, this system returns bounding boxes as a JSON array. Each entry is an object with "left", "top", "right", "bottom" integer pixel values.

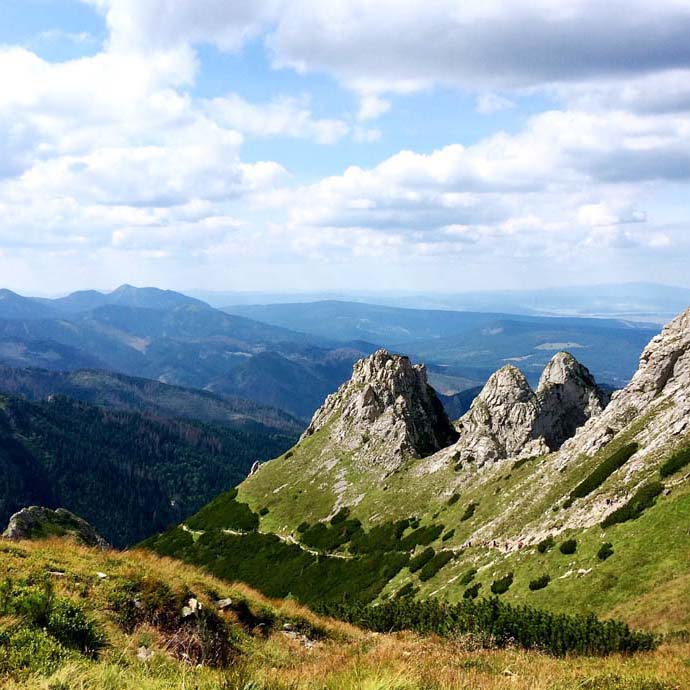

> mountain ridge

[{"left": 146, "top": 305, "right": 690, "bottom": 631}]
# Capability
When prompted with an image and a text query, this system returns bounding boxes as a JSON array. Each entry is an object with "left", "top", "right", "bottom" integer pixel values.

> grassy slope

[
  {"left": 211, "top": 393, "right": 690, "bottom": 630},
  {"left": 1, "top": 538, "right": 689, "bottom": 690}
]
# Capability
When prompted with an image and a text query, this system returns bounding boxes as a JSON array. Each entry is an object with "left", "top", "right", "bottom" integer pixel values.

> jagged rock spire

[
  {"left": 453, "top": 352, "right": 608, "bottom": 464},
  {"left": 302, "top": 349, "right": 458, "bottom": 471},
  {"left": 533, "top": 352, "right": 610, "bottom": 450},
  {"left": 559, "top": 306, "right": 690, "bottom": 463}
]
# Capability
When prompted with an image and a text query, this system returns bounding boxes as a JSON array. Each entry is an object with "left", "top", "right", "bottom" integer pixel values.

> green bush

[
  {"left": 601, "top": 482, "right": 664, "bottom": 528},
  {"left": 459, "top": 568, "right": 477, "bottom": 586},
  {"left": 446, "top": 493, "right": 460, "bottom": 506},
  {"left": 560, "top": 539, "right": 577, "bottom": 555},
  {"left": 409, "top": 547, "right": 435, "bottom": 573},
  {"left": 569, "top": 443, "right": 639, "bottom": 502},
  {"left": 394, "top": 582, "right": 418, "bottom": 599},
  {"left": 418, "top": 552, "right": 455, "bottom": 582},
  {"left": 463, "top": 583, "right": 481, "bottom": 600},
  {"left": 512, "top": 455, "right": 537, "bottom": 471},
  {"left": 0, "top": 626, "right": 68, "bottom": 675},
  {"left": 491, "top": 573, "right": 514, "bottom": 595},
  {"left": 330, "top": 507, "right": 351, "bottom": 525},
  {"left": 537, "top": 535, "right": 555, "bottom": 553},
  {"left": 441, "top": 529, "right": 455, "bottom": 542},
  {"left": 529, "top": 575, "right": 551, "bottom": 591},
  {"left": 318, "top": 596, "right": 658, "bottom": 656},
  {"left": 659, "top": 446, "right": 690, "bottom": 478},
  {"left": 186, "top": 488, "right": 259, "bottom": 532},
  {"left": 460, "top": 502, "right": 478, "bottom": 522},
  {"left": 0, "top": 579, "right": 102, "bottom": 656},
  {"left": 597, "top": 542, "right": 614, "bottom": 561}
]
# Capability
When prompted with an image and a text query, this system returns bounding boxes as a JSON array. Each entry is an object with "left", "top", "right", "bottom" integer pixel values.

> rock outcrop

[
  {"left": 302, "top": 349, "right": 458, "bottom": 471},
  {"left": 2, "top": 506, "right": 110, "bottom": 549},
  {"left": 453, "top": 352, "right": 608, "bottom": 464},
  {"left": 533, "top": 351, "right": 610, "bottom": 450},
  {"left": 559, "top": 307, "right": 690, "bottom": 466}
]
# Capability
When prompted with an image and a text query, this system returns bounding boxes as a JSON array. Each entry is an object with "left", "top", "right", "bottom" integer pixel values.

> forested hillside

[
  {"left": 0, "top": 395, "right": 296, "bottom": 547},
  {"left": 0, "top": 365, "right": 304, "bottom": 434}
]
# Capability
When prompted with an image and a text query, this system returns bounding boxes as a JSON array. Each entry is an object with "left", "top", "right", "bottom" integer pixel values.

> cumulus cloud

[
  {"left": 205, "top": 94, "right": 349, "bottom": 143},
  {"left": 1, "top": 0, "right": 689, "bottom": 291}
]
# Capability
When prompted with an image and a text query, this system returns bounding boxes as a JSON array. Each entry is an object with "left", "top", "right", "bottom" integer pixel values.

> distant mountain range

[
  {"left": 191, "top": 282, "right": 690, "bottom": 323},
  {"left": 0, "top": 286, "right": 372, "bottom": 420},
  {"left": 223, "top": 300, "right": 658, "bottom": 388}
]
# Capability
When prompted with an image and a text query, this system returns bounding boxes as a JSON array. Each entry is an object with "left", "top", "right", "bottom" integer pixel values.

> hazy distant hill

[
  {"left": 224, "top": 300, "right": 658, "bottom": 387},
  {"left": 36, "top": 284, "right": 210, "bottom": 313},
  {"left": 0, "top": 288, "right": 371, "bottom": 420},
  {"left": 0, "top": 365, "right": 304, "bottom": 435},
  {"left": 0, "top": 289, "right": 57, "bottom": 320}
]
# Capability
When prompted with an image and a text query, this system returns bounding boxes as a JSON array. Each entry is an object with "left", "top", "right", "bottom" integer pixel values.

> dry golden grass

[{"left": 1, "top": 538, "right": 688, "bottom": 690}]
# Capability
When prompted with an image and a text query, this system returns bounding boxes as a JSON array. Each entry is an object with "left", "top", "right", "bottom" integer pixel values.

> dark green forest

[{"left": 0, "top": 395, "right": 296, "bottom": 547}]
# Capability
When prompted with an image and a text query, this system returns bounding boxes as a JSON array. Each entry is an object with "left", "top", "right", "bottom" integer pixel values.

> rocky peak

[
  {"left": 534, "top": 352, "right": 609, "bottom": 450},
  {"left": 538, "top": 351, "right": 594, "bottom": 389},
  {"left": 453, "top": 352, "right": 608, "bottom": 465},
  {"left": 2, "top": 506, "right": 109, "bottom": 549},
  {"left": 559, "top": 307, "right": 690, "bottom": 463},
  {"left": 302, "top": 349, "right": 458, "bottom": 470},
  {"left": 454, "top": 365, "right": 543, "bottom": 464}
]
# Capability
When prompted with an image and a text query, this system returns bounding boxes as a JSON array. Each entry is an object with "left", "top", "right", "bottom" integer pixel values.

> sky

[{"left": 1, "top": 0, "right": 690, "bottom": 295}]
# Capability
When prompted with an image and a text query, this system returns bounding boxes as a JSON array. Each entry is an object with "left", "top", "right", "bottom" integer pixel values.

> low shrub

[
  {"left": 394, "top": 582, "right": 418, "bottom": 599},
  {"left": 409, "top": 547, "right": 435, "bottom": 573},
  {"left": 537, "top": 535, "right": 555, "bottom": 553},
  {"left": 513, "top": 455, "right": 538, "bottom": 471},
  {"left": 330, "top": 507, "right": 351, "bottom": 525},
  {"left": 0, "top": 578, "right": 102, "bottom": 656},
  {"left": 529, "top": 575, "right": 551, "bottom": 591},
  {"left": 569, "top": 443, "right": 639, "bottom": 502},
  {"left": 659, "top": 446, "right": 690, "bottom": 478},
  {"left": 460, "top": 502, "right": 478, "bottom": 522},
  {"left": 463, "top": 583, "right": 481, "bottom": 600},
  {"left": 459, "top": 568, "right": 477, "bottom": 586},
  {"left": 601, "top": 482, "right": 664, "bottom": 528},
  {"left": 491, "top": 573, "right": 514, "bottom": 595},
  {"left": 597, "top": 542, "right": 614, "bottom": 561},
  {"left": 418, "top": 552, "right": 455, "bottom": 582},
  {"left": 441, "top": 529, "right": 455, "bottom": 542},
  {"left": 446, "top": 493, "right": 460, "bottom": 506},
  {"left": 560, "top": 539, "right": 577, "bottom": 555},
  {"left": 319, "top": 596, "right": 658, "bottom": 656},
  {"left": 0, "top": 626, "right": 68, "bottom": 676}
]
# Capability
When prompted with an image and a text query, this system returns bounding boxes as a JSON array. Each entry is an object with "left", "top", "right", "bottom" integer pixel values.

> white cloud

[
  {"left": 357, "top": 94, "right": 391, "bottom": 121},
  {"left": 205, "top": 94, "right": 349, "bottom": 143},
  {"left": 476, "top": 92, "right": 516, "bottom": 114}
]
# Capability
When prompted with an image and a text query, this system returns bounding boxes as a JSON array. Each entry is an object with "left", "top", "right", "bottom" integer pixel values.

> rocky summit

[
  {"left": 453, "top": 351, "right": 609, "bottom": 465},
  {"left": 3, "top": 506, "right": 109, "bottom": 549},
  {"left": 302, "top": 349, "right": 458, "bottom": 473}
]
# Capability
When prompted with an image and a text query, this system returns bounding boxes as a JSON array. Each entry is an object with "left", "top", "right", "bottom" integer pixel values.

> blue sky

[{"left": 1, "top": 0, "right": 690, "bottom": 294}]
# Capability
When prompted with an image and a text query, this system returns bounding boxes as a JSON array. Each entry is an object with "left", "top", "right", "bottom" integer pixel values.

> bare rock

[
  {"left": 302, "top": 349, "right": 458, "bottom": 472},
  {"left": 452, "top": 353, "right": 608, "bottom": 465},
  {"left": 2, "top": 506, "right": 110, "bottom": 549}
]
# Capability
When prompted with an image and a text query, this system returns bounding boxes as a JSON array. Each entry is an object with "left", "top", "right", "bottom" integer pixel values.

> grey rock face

[
  {"left": 559, "top": 306, "right": 690, "bottom": 467},
  {"left": 533, "top": 352, "right": 610, "bottom": 450},
  {"left": 2, "top": 506, "right": 110, "bottom": 549},
  {"left": 302, "top": 349, "right": 458, "bottom": 471},
  {"left": 453, "top": 352, "right": 608, "bottom": 465}
]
